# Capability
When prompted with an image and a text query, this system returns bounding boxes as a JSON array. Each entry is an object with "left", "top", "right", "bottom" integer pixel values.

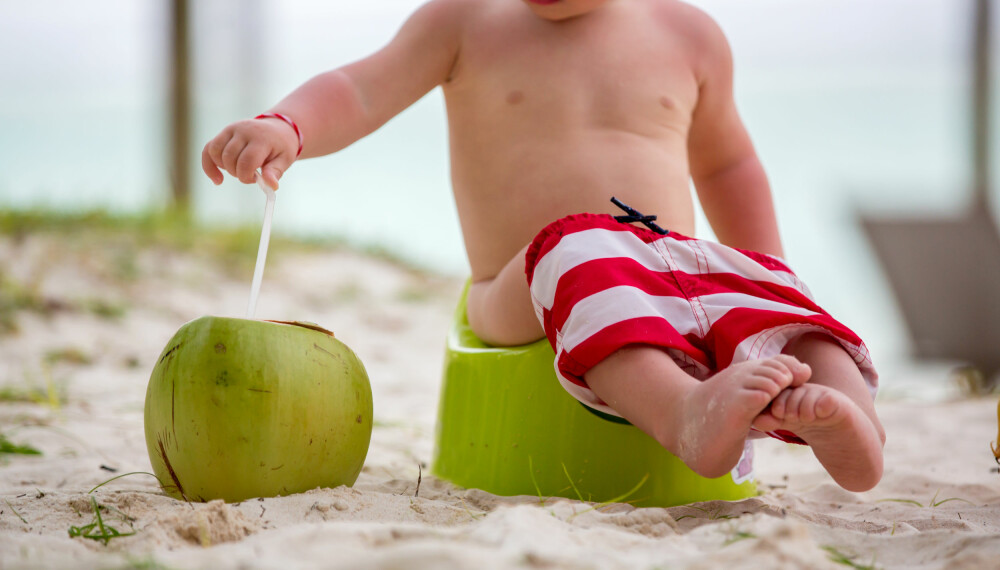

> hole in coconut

[{"left": 264, "top": 320, "right": 335, "bottom": 337}]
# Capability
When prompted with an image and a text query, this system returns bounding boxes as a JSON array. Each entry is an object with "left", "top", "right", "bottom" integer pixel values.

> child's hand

[{"left": 201, "top": 117, "right": 300, "bottom": 190}]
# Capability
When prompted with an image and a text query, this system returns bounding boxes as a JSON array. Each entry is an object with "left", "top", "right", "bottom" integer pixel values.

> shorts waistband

[{"left": 525, "top": 207, "right": 689, "bottom": 284}]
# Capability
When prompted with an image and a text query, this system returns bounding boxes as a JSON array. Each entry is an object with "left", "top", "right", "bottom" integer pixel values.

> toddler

[{"left": 203, "top": 0, "right": 885, "bottom": 492}]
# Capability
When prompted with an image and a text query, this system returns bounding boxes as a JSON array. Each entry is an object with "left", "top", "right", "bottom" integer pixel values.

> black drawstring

[{"left": 610, "top": 197, "right": 670, "bottom": 235}]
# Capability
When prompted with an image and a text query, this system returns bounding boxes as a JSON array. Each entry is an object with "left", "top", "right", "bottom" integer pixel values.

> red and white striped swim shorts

[{"left": 524, "top": 213, "right": 878, "bottom": 439}]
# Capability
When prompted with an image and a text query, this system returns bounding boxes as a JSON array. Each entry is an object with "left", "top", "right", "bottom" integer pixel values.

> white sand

[{"left": 1, "top": 230, "right": 999, "bottom": 569}]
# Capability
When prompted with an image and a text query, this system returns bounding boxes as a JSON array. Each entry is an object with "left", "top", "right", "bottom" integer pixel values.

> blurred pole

[
  {"left": 169, "top": 0, "right": 192, "bottom": 213},
  {"left": 972, "top": 0, "right": 991, "bottom": 208}
]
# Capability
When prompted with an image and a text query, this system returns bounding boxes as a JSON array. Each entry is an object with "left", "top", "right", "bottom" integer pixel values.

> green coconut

[{"left": 144, "top": 316, "right": 373, "bottom": 502}]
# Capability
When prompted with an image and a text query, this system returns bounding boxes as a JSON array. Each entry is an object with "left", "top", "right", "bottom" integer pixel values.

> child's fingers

[
  {"left": 235, "top": 142, "right": 271, "bottom": 185},
  {"left": 260, "top": 167, "right": 281, "bottom": 191},
  {"left": 260, "top": 153, "right": 295, "bottom": 191},
  {"left": 220, "top": 137, "right": 250, "bottom": 179},
  {"left": 201, "top": 120, "right": 296, "bottom": 188},
  {"left": 202, "top": 133, "right": 233, "bottom": 185},
  {"left": 203, "top": 126, "right": 238, "bottom": 180},
  {"left": 201, "top": 144, "right": 224, "bottom": 185}
]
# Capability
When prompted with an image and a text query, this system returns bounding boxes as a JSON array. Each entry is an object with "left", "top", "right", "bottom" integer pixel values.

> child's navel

[{"left": 506, "top": 90, "right": 525, "bottom": 105}]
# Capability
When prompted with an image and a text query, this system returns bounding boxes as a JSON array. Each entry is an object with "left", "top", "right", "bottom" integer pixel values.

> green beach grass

[
  {"left": 0, "top": 207, "right": 433, "bottom": 274},
  {"left": 0, "top": 207, "right": 440, "bottom": 336}
]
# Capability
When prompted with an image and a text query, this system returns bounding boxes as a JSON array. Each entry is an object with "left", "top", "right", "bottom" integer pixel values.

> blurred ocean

[{"left": 2, "top": 0, "right": 998, "bottom": 397}]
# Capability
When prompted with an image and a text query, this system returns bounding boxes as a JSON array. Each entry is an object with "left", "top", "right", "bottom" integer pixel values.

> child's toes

[
  {"left": 751, "top": 409, "right": 781, "bottom": 433},
  {"left": 751, "top": 389, "right": 791, "bottom": 432},
  {"left": 812, "top": 389, "right": 840, "bottom": 421},
  {"left": 769, "top": 388, "right": 792, "bottom": 419},
  {"left": 779, "top": 356, "right": 812, "bottom": 386},
  {"left": 767, "top": 355, "right": 812, "bottom": 386}
]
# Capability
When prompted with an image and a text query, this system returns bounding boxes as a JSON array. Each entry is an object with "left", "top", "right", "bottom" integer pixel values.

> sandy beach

[{"left": 1, "top": 222, "right": 999, "bottom": 570}]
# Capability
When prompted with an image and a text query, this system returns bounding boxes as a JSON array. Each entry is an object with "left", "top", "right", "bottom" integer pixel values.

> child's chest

[{"left": 449, "top": 7, "right": 700, "bottom": 135}]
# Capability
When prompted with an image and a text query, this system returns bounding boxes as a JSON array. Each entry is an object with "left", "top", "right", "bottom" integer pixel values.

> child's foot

[
  {"left": 670, "top": 355, "right": 812, "bottom": 479},
  {"left": 753, "top": 384, "right": 884, "bottom": 492}
]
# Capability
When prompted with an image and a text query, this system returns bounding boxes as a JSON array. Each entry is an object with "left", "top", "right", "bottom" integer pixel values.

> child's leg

[
  {"left": 754, "top": 333, "right": 885, "bottom": 492},
  {"left": 584, "top": 346, "right": 812, "bottom": 479},
  {"left": 466, "top": 244, "right": 546, "bottom": 346}
]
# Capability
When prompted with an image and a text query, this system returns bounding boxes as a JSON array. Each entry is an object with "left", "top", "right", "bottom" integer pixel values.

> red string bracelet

[{"left": 255, "top": 113, "right": 303, "bottom": 157}]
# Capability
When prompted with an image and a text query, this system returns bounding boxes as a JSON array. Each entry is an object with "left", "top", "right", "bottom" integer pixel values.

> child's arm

[
  {"left": 686, "top": 14, "right": 784, "bottom": 258},
  {"left": 202, "top": 0, "right": 467, "bottom": 189}
]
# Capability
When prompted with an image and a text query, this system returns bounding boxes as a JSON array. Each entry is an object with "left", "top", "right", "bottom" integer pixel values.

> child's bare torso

[{"left": 443, "top": 0, "right": 702, "bottom": 281}]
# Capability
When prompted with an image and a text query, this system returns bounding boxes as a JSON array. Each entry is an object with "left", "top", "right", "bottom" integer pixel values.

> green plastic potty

[{"left": 432, "top": 287, "right": 757, "bottom": 507}]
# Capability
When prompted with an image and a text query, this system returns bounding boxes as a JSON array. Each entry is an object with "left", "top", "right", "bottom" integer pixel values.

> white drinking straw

[{"left": 246, "top": 173, "right": 276, "bottom": 319}]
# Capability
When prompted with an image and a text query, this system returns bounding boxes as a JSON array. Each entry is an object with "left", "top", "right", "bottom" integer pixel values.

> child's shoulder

[
  {"left": 645, "top": 0, "right": 730, "bottom": 47},
  {"left": 644, "top": 0, "right": 733, "bottom": 76},
  {"left": 402, "top": 0, "right": 484, "bottom": 31},
  {"left": 413, "top": 0, "right": 491, "bottom": 18},
  {"left": 390, "top": 0, "right": 486, "bottom": 47}
]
